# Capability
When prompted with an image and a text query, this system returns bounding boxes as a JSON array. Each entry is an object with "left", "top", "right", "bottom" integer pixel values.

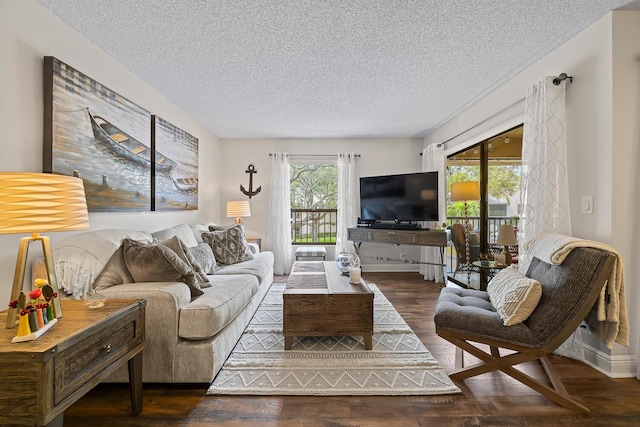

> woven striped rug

[{"left": 207, "top": 282, "right": 460, "bottom": 396}]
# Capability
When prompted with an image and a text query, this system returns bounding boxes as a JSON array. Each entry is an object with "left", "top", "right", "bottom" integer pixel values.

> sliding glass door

[{"left": 446, "top": 125, "right": 522, "bottom": 289}]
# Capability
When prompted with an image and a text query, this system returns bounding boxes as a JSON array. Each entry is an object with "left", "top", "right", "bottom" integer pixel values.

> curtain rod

[
  {"left": 269, "top": 153, "right": 361, "bottom": 157},
  {"left": 433, "top": 72, "right": 573, "bottom": 150}
]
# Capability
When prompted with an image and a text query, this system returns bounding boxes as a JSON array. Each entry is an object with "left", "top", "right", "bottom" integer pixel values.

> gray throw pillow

[
  {"left": 122, "top": 238, "right": 203, "bottom": 297},
  {"left": 91, "top": 244, "right": 134, "bottom": 292},
  {"left": 186, "top": 242, "right": 218, "bottom": 274},
  {"left": 202, "top": 225, "right": 254, "bottom": 265},
  {"left": 160, "top": 236, "right": 211, "bottom": 288},
  {"left": 208, "top": 224, "right": 236, "bottom": 232}
]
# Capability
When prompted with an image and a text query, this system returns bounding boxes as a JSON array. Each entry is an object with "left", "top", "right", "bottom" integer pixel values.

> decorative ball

[{"left": 336, "top": 252, "right": 360, "bottom": 275}]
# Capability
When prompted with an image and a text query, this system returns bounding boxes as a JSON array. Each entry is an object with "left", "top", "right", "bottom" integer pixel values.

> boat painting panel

[
  {"left": 152, "top": 116, "right": 198, "bottom": 211},
  {"left": 44, "top": 56, "right": 151, "bottom": 212}
]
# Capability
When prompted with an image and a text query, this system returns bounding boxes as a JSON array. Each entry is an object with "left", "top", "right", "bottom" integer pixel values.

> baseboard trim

[{"left": 583, "top": 343, "right": 638, "bottom": 378}]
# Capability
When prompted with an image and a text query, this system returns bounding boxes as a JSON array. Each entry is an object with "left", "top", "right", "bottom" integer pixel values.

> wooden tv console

[
  {"left": 347, "top": 227, "right": 450, "bottom": 281},
  {"left": 347, "top": 227, "right": 449, "bottom": 248}
]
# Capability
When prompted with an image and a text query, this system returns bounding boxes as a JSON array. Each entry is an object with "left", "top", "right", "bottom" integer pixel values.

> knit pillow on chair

[{"left": 487, "top": 266, "right": 542, "bottom": 326}]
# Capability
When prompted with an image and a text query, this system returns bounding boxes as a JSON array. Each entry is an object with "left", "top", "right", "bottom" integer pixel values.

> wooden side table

[
  {"left": 0, "top": 299, "right": 145, "bottom": 427},
  {"left": 246, "top": 237, "right": 261, "bottom": 251}
]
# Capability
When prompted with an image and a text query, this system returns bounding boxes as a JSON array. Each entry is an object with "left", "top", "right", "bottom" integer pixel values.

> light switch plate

[{"left": 581, "top": 196, "right": 593, "bottom": 214}]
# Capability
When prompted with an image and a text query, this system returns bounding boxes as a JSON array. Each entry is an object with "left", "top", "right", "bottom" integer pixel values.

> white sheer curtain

[
  {"left": 268, "top": 152, "right": 294, "bottom": 275},
  {"left": 520, "top": 77, "right": 580, "bottom": 359},
  {"left": 519, "top": 76, "right": 571, "bottom": 273},
  {"left": 336, "top": 152, "right": 358, "bottom": 256},
  {"left": 420, "top": 143, "right": 446, "bottom": 283}
]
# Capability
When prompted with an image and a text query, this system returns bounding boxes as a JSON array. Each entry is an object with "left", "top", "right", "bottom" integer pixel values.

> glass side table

[{"left": 472, "top": 260, "right": 508, "bottom": 290}]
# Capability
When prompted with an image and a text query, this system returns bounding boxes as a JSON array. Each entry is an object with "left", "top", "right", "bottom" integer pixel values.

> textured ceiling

[{"left": 36, "top": 0, "right": 640, "bottom": 139}]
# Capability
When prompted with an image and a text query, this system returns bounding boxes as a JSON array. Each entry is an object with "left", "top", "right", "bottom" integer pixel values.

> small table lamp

[
  {"left": 1, "top": 173, "right": 89, "bottom": 328},
  {"left": 226, "top": 200, "right": 251, "bottom": 224},
  {"left": 451, "top": 181, "right": 480, "bottom": 286},
  {"left": 497, "top": 224, "right": 518, "bottom": 265}
]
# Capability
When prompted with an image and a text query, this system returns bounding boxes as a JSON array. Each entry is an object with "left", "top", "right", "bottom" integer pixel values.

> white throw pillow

[{"left": 487, "top": 266, "right": 542, "bottom": 326}]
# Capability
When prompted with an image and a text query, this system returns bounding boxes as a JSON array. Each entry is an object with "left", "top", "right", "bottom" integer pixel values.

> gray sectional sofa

[{"left": 48, "top": 223, "right": 274, "bottom": 383}]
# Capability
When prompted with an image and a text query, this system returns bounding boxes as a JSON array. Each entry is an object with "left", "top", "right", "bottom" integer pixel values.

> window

[{"left": 290, "top": 163, "right": 338, "bottom": 244}]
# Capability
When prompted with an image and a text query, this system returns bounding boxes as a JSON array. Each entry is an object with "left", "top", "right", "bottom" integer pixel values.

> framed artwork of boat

[
  {"left": 152, "top": 116, "right": 198, "bottom": 211},
  {"left": 43, "top": 56, "right": 152, "bottom": 212}
]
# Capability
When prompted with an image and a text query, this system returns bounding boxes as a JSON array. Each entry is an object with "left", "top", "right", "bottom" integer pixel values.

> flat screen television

[{"left": 359, "top": 171, "right": 439, "bottom": 222}]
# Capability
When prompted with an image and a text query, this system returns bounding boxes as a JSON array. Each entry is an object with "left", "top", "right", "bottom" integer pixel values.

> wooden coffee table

[{"left": 283, "top": 261, "right": 374, "bottom": 350}]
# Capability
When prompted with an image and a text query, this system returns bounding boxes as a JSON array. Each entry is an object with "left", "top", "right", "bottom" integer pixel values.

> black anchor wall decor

[{"left": 240, "top": 164, "right": 261, "bottom": 199}]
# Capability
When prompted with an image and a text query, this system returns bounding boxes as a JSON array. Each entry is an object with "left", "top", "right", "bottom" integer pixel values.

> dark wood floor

[{"left": 62, "top": 272, "right": 640, "bottom": 426}]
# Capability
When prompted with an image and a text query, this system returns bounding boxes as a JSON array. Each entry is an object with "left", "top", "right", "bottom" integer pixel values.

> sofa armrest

[{"left": 99, "top": 281, "right": 193, "bottom": 382}]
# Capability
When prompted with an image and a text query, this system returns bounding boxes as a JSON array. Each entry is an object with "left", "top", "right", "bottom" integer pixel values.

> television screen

[{"left": 359, "top": 172, "right": 438, "bottom": 222}]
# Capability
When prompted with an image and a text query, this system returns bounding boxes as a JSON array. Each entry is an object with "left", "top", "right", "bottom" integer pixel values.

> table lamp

[
  {"left": 226, "top": 200, "right": 251, "bottom": 224},
  {"left": 497, "top": 224, "right": 517, "bottom": 265},
  {"left": 451, "top": 181, "right": 480, "bottom": 286},
  {"left": 1, "top": 173, "right": 89, "bottom": 328}
]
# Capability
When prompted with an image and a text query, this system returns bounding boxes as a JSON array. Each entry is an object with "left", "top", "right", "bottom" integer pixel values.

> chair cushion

[
  {"left": 434, "top": 287, "right": 541, "bottom": 348},
  {"left": 178, "top": 274, "right": 259, "bottom": 340},
  {"left": 487, "top": 266, "right": 542, "bottom": 326}
]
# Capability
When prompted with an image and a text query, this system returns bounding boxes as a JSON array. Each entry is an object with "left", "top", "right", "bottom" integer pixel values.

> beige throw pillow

[
  {"left": 160, "top": 236, "right": 211, "bottom": 289},
  {"left": 487, "top": 266, "right": 542, "bottom": 326},
  {"left": 92, "top": 244, "right": 134, "bottom": 292},
  {"left": 122, "top": 238, "right": 203, "bottom": 298},
  {"left": 202, "top": 225, "right": 254, "bottom": 265}
]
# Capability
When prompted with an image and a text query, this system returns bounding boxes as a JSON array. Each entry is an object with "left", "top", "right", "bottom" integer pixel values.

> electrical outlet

[{"left": 581, "top": 196, "right": 593, "bottom": 215}]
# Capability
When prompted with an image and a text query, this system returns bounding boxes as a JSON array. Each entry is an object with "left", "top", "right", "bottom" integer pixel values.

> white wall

[
  {"left": 611, "top": 11, "right": 640, "bottom": 380},
  {"left": 0, "top": 1, "right": 223, "bottom": 305},
  {"left": 425, "top": 11, "right": 640, "bottom": 378},
  {"left": 219, "top": 137, "right": 426, "bottom": 269}
]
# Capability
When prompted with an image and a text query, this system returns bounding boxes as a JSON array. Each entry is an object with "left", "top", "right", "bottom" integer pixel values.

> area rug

[{"left": 207, "top": 282, "right": 460, "bottom": 396}]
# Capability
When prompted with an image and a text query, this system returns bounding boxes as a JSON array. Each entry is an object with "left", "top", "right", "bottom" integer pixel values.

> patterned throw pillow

[
  {"left": 201, "top": 225, "right": 254, "bottom": 265},
  {"left": 186, "top": 242, "right": 218, "bottom": 274},
  {"left": 208, "top": 224, "right": 236, "bottom": 232},
  {"left": 487, "top": 266, "right": 542, "bottom": 326}
]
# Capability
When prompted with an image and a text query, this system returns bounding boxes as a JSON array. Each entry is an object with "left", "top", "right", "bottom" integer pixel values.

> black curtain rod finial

[{"left": 553, "top": 73, "right": 573, "bottom": 85}]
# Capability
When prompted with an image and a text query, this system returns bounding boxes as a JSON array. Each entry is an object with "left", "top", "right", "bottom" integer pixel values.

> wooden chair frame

[
  {"left": 436, "top": 252, "right": 615, "bottom": 413},
  {"left": 438, "top": 329, "right": 589, "bottom": 412}
]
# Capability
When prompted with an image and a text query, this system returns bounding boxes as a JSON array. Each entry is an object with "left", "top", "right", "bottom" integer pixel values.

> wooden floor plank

[{"left": 60, "top": 272, "right": 640, "bottom": 426}]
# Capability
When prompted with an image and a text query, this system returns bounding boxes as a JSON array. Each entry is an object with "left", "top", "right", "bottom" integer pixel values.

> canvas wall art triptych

[{"left": 43, "top": 56, "right": 198, "bottom": 212}]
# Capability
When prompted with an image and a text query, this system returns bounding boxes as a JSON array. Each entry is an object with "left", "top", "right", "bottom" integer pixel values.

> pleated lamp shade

[
  {"left": 226, "top": 200, "right": 251, "bottom": 224},
  {"left": 0, "top": 172, "right": 89, "bottom": 234}
]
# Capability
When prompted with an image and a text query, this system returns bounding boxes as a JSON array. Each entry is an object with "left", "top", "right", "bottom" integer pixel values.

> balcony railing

[
  {"left": 291, "top": 208, "right": 337, "bottom": 245},
  {"left": 290, "top": 211, "right": 517, "bottom": 246}
]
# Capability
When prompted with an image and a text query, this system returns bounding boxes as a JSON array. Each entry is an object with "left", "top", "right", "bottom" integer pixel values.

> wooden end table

[
  {"left": 283, "top": 261, "right": 374, "bottom": 350},
  {"left": 0, "top": 299, "right": 145, "bottom": 427}
]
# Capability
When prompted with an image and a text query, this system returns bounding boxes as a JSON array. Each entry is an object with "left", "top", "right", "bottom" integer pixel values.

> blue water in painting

[{"left": 50, "top": 59, "right": 198, "bottom": 212}]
